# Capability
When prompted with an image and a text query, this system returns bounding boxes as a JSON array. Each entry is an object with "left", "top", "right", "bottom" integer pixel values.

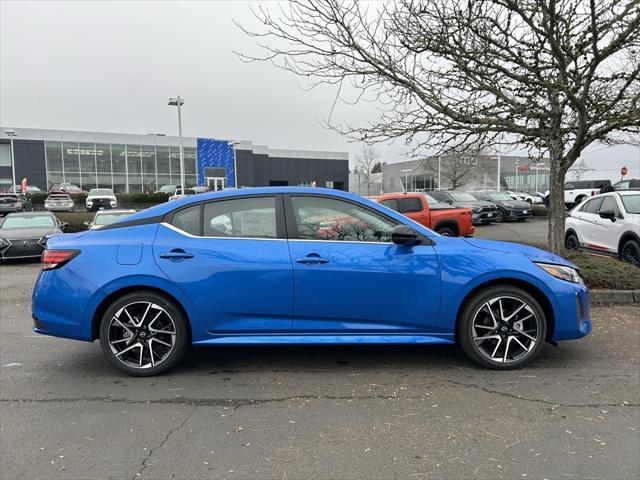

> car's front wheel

[
  {"left": 457, "top": 286, "right": 547, "bottom": 369},
  {"left": 565, "top": 232, "right": 579, "bottom": 251},
  {"left": 99, "top": 291, "right": 189, "bottom": 376},
  {"left": 494, "top": 209, "right": 504, "bottom": 223},
  {"left": 620, "top": 239, "right": 640, "bottom": 266}
]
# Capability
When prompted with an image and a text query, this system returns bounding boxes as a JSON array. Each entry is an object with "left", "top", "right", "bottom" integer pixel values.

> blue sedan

[{"left": 32, "top": 187, "right": 591, "bottom": 375}]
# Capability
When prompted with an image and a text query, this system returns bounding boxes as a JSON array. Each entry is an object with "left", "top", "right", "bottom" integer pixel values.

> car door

[
  {"left": 285, "top": 194, "right": 441, "bottom": 333},
  {"left": 153, "top": 195, "right": 293, "bottom": 333},
  {"left": 590, "top": 195, "right": 625, "bottom": 253},
  {"left": 574, "top": 197, "right": 605, "bottom": 248}
]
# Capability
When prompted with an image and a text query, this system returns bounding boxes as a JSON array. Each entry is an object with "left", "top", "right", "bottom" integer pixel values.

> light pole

[
  {"left": 4, "top": 129, "right": 17, "bottom": 191},
  {"left": 401, "top": 169, "right": 412, "bottom": 192},
  {"left": 168, "top": 96, "right": 185, "bottom": 192},
  {"left": 228, "top": 141, "right": 240, "bottom": 188},
  {"left": 437, "top": 156, "right": 441, "bottom": 190}
]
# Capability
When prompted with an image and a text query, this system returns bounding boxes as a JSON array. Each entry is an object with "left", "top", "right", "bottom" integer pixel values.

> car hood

[
  {"left": 0, "top": 227, "right": 62, "bottom": 240},
  {"left": 494, "top": 200, "right": 531, "bottom": 208},
  {"left": 462, "top": 238, "right": 575, "bottom": 267}
]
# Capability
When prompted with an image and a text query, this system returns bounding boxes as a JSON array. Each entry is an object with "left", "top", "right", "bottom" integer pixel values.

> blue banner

[{"left": 196, "top": 138, "right": 234, "bottom": 187}]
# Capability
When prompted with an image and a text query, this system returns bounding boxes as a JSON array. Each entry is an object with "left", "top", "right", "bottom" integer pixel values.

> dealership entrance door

[{"left": 206, "top": 177, "right": 226, "bottom": 191}]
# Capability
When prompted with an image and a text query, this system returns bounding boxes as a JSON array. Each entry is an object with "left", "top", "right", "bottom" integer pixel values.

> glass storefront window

[
  {"left": 112, "top": 145, "right": 126, "bottom": 174},
  {"left": 156, "top": 146, "right": 170, "bottom": 175},
  {"left": 128, "top": 175, "right": 142, "bottom": 193},
  {"left": 169, "top": 147, "right": 181, "bottom": 178},
  {"left": 96, "top": 144, "right": 111, "bottom": 173},
  {"left": 184, "top": 147, "right": 197, "bottom": 175},
  {"left": 47, "top": 172, "right": 64, "bottom": 190},
  {"left": 45, "top": 142, "right": 63, "bottom": 172},
  {"left": 126, "top": 145, "right": 141, "bottom": 175},
  {"left": 97, "top": 173, "right": 113, "bottom": 189},
  {"left": 141, "top": 145, "right": 156, "bottom": 192},
  {"left": 112, "top": 174, "right": 127, "bottom": 194},
  {"left": 79, "top": 142, "right": 96, "bottom": 177},
  {"left": 63, "top": 142, "right": 80, "bottom": 173}
]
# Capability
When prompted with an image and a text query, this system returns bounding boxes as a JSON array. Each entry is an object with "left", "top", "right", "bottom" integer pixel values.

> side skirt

[{"left": 193, "top": 334, "right": 455, "bottom": 346}]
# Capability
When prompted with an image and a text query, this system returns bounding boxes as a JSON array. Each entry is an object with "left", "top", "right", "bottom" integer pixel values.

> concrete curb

[{"left": 590, "top": 289, "right": 640, "bottom": 305}]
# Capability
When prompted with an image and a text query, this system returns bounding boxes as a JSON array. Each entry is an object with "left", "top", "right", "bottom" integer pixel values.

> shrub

[
  {"left": 531, "top": 205, "right": 547, "bottom": 216},
  {"left": 26, "top": 193, "right": 49, "bottom": 205},
  {"left": 116, "top": 193, "right": 169, "bottom": 204}
]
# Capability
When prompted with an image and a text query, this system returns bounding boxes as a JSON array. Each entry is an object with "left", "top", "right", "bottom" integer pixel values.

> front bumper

[
  {"left": 504, "top": 209, "right": 532, "bottom": 219},
  {"left": 552, "top": 284, "right": 591, "bottom": 341}
]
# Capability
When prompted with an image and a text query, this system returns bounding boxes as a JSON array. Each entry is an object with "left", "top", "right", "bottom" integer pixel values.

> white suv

[
  {"left": 565, "top": 191, "right": 640, "bottom": 265},
  {"left": 86, "top": 188, "right": 117, "bottom": 212},
  {"left": 545, "top": 180, "right": 611, "bottom": 208}
]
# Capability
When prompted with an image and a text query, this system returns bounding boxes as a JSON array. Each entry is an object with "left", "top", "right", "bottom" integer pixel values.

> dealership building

[{"left": 0, "top": 127, "right": 349, "bottom": 193}]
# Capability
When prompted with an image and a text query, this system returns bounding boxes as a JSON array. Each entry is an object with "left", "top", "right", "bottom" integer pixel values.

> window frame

[
  {"left": 283, "top": 193, "right": 432, "bottom": 245},
  {"left": 163, "top": 194, "right": 286, "bottom": 240},
  {"left": 599, "top": 195, "right": 622, "bottom": 218}
]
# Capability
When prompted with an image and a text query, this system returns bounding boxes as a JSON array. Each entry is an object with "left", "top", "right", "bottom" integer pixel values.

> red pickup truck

[{"left": 373, "top": 192, "right": 475, "bottom": 237}]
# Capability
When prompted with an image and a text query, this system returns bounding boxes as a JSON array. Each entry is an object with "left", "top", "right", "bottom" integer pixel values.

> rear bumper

[{"left": 0, "top": 207, "right": 22, "bottom": 214}]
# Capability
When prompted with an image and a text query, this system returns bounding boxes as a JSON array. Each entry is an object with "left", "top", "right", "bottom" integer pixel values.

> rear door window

[
  {"left": 397, "top": 197, "right": 423, "bottom": 214},
  {"left": 171, "top": 205, "right": 201, "bottom": 236}
]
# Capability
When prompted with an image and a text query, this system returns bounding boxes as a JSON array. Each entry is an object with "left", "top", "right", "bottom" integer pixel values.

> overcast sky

[{"left": 1, "top": 0, "right": 638, "bottom": 180}]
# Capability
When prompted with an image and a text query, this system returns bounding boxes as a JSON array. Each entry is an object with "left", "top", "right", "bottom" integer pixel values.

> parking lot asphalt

[
  {"left": 1, "top": 261, "right": 638, "bottom": 480},
  {"left": 473, "top": 217, "right": 549, "bottom": 244}
]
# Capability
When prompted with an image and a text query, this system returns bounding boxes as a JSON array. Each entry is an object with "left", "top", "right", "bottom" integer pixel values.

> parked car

[
  {"left": 8, "top": 185, "right": 42, "bottom": 194},
  {"left": 0, "top": 212, "right": 66, "bottom": 261},
  {"left": 612, "top": 178, "right": 640, "bottom": 191},
  {"left": 155, "top": 184, "right": 177, "bottom": 194},
  {"left": 44, "top": 194, "right": 75, "bottom": 212},
  {"left": 49, "top": 183, "right": 87, "bottom": 194},
  {"left": 469, "top": 191, "right": 532, "bottom": 222},
  {"left": 0, "top": 193, "right": 33, "bottom": 215},
  {"left": 426, "top": 190, "right": 498, "bottom": 224},
  {"left": 86, "top": 188, "right": 117, "bottom": 211},
  {"left": 506, "top": 191, "right": 543, "bottom": 204},
  {"left": 86, "top": 209, "right": 136, "bottom": 229},
  {"left": 544, "top": 179, "right": 612, "bottom": 208},
  {"left": 168, "top": 188, "right": 196, "bottom": 201},
  {"left": 374, "top": 192, "right": 475, "bottom": 237},
  {"left": 565, "top": 191, "right": 640, "bottom": 265},
  {"left": 32, "top": 187, "right": 591, "bottom": 375}
]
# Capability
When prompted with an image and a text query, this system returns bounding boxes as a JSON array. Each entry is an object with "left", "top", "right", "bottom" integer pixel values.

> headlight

[
  {"left": 0, "top": 237, "right": 9, "bottom": 248},
  {"left": 38, "top": 236, "right": 48, "bottom": 247},
  {"left": 536, "top": 262, "right": 584, "bottom": 284}
]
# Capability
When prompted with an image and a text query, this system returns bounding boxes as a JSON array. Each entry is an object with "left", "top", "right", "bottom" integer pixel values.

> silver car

[{"left": 44, "top": 194, "right": 75, "bottom": 212}]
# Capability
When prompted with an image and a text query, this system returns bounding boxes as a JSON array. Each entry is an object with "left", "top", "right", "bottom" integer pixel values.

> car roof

[
  {"left": 122, "top": 187, "right": 380, "bottom": 222},
  {"left": 4, "top": 211, "right": 54, "bottom": 217}
]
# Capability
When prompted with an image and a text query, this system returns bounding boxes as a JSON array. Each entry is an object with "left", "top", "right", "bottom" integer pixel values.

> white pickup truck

[{"left": 545, "top": 179, "right": 611, "bottom": 208}]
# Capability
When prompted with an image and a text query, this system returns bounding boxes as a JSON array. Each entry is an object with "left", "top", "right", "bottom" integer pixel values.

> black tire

[
  {"left": 99, "top": 291, "right": 189, "bottom": 376},
  {"left": 574, "top": 196, "right": 585, "bottom": 206},
  {"left": 436, "top": 226, "right": 456, "bottom": 237},
  {"left": 517, "top": 218, "right": 526, "bottom": 222},
  {"left": 457, "top": 285, "right": 547, "bottom": 370},
  {"left": 620, "top": 239, "right": 640, "bottom": 267},
  {"left": 565, "top": 232, "right": 579, "bottom": 251},
  {"left": 494, "top": 209, "right": 504, "bottom": 223},
  {"left": 481, "top": 220, "right": 492, "bottom": 225}
]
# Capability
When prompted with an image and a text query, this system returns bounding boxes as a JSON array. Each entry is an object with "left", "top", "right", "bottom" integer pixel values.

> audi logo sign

[{"left": 458, "top": 157, "right": 479, "bottom": 165}]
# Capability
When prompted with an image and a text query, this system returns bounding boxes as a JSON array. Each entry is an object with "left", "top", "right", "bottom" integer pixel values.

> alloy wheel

[
  {"left": 107, "top": 301, "right": 177, "bottom": 369},
  {"left": 471, "top": 296, "right": 540, "bottom": 364},
  {"left": 621, "top": 241, "right": 640, "bottom": 266}
]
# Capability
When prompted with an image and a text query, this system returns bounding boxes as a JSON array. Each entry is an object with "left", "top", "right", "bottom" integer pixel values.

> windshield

[
  {"left": 94, "top": 212, "right": 133, "bottom": 226},
  {"left": 89, "top": 189, "right": 113, "bottom": 196},
  {"left": 1, "top": 215, "right": 55, "bottom": 230},
  {"left": 449, "top": 192, "right": 477, "bottom": 201},
  {"left": 488, "top": 192, "right": 514, "bottom": 201},
  {"left": 421, "top": 193, "right": 439, "bottom": 204},
  {"left": 621, "top": 195, "right": 640, "bottom": 214}
]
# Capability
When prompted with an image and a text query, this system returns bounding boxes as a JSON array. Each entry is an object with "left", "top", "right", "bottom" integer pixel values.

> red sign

[
  {"left": 20, "top": 178, "right": 27, "bottom": 194},
  {"left": 621, "top": 166, "right": 628, "bottom": 176},
  {"left": 517, "top": 165, "right": 530, "bottom": 171}
]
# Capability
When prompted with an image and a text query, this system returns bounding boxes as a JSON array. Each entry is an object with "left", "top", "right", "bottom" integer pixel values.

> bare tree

[
  {"left": 355, "top": 144, "right": 380, "bottom": 195},
  {"left": 568, "top": 159, "right": 596, "bottom": 180},
  {"left": 237, "top": 0, "right": 640, "bottom": 254}
]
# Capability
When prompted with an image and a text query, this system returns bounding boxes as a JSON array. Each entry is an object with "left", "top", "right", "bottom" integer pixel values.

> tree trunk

[{"left": 547, "top": 157, "right": 566, "bottom": 255}]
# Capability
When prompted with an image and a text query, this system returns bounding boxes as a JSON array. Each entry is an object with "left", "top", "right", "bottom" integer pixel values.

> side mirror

[
  {"left": 599, "top": 210, "right": 616, "bottom": 222},
  {"left": 392, "top": 225, "right": 420, "bottom": 246},
  {"left": 60, "top": 221, "right": 69, "bottom": 231},
  {"left": 83, "top": 221, "right": 91, "bottom": 226}
]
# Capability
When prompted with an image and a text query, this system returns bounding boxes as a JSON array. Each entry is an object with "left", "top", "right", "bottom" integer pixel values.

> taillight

[{"left": 41, "top": 250, "right": 80, "bottom": 271}]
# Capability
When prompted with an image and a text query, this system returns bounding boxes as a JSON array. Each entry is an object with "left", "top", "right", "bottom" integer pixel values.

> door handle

[
  {"left": 296, "top": 254, "right": 329, "bottom": 265},
  {"left": 159, "top": 249, "right": 194, "bottom": 261}
]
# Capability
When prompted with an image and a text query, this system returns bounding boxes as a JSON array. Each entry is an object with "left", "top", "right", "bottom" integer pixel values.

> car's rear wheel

[
  {"left": 436, "top": 226, "right": 456, "bottom": 237},
  {"left": 457, "top": 286, "right": 547, "bottom": 369},
  {"left": 620, "top": 239, "right": 640, "bottom": 266},
  {"left": 565, "top": 232, "right": 579, "bottom": 251},
  {"left": 99, "top": 291, "right": 189, "bottom": 376}
]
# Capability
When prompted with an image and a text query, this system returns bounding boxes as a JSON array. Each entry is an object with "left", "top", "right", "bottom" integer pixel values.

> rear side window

[
  {"left": 380, "top": 199, "right": 399, "bottom": 211},
  {"left": 582, "top": 197, "right": 604, "bottom": 213},
  {"left": 203, "top": 197, "right": 277, "bottom": 239},
  {"left": 429, "top": 192, "right": 448, "bottom": 202},
  {"left": 171, "top": 205, "right": 201, "bottom": 235},
  {"left": 564, "top": 182, "right": 575, "bottom": 190},
  {"left": 599, "top": 196, "right": 621, "bottom": 216},
  {"left": 397, "top": 197, "right": 423, "bottom": 213},
  {"left": 574, "top": 181, "right": 591, "bottom": 189}
]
